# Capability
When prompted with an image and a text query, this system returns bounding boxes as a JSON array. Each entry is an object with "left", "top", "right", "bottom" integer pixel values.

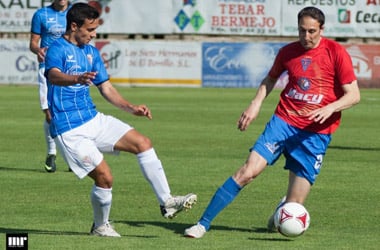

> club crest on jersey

[
  {"left": 301, "top": 58, "right": 311, "bottom": 71},
  {"left": 297, "top": 77, "right": 311, "bottom": 91}
]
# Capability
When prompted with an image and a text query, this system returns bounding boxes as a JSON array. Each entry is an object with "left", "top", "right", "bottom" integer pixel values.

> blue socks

[{"left": 199, "top": 177, "right": 242, "bottom": 231}]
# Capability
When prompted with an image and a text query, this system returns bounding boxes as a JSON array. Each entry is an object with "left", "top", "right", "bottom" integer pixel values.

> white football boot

[
  {"left": 160, "top": 193, "right": 197, "bottom": 219},
  {"left": 184, "top": 223, "right": 207, "bottom": 238},
  {"left": 90, "top": 222, "right": 121, "bottom": 237}
]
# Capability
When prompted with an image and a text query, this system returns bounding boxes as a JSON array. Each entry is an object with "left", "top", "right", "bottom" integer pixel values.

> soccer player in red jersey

[{"left": 184, "top": 6, "right": 360, "bottom": 238}]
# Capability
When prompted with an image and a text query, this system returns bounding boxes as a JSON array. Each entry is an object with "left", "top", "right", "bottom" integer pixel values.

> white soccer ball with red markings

[{"left": 274, "top": 202, "right": 310, "bottom": 237}]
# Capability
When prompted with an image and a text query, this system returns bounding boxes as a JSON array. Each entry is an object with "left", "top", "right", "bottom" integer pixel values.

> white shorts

[
  {"left": 55, "top": 113, "right": 133, "bottom": 179},
  {"left": 38, "top": 66, "right": 48, "bottom": 110}
]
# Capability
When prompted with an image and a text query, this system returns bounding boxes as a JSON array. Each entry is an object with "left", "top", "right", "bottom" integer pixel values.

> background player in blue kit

[
  {"left": 44, "top": 3, "right": 197, "bottom": 237},
  {"left": 30, "top": 0, "right": 71, "bottom": 172}
]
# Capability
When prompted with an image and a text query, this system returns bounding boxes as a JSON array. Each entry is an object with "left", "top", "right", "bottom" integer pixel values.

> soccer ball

[{"left": 274, "top": 202, "right": 310, "bottom": 237}]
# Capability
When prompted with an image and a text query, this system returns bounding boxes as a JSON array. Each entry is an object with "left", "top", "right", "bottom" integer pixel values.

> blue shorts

[{"left": 251, "top": 115, "right": 331, "bottom": 184}]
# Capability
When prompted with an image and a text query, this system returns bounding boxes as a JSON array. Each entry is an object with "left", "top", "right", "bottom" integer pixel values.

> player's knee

[
  {"left": 89, "top": 166, "right": 113, "bottom": 188},
  {"left": 96, "top": 174, "right": 113, "bottom": 188},
  {"left": 135, "top": 135, "right": 152, "bottom": 153},
  {"left": 233, "top": 164, "right": 262, "bottom": 186}
]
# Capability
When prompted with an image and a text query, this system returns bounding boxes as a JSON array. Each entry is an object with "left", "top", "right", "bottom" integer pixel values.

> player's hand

[
  {"left": 307, "top": 105, "right": 334, "bottom": 124},
  {"left": 132, "top": 104, "right": 152, "bottom": 120},
  {"left": 37, "top": 47, "right": 47, "bottom": 63},
  {"left": 43, "top": 109, "right": 52, "bottom": 123},
  {"left": 237, "top": 103, "right": 260, "bottom": 131},
  {"left": 78, "top": 72, "right": 97, "bottom": 85}
]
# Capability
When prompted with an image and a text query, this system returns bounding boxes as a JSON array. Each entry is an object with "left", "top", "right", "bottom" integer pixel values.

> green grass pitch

[{"left": 0, "top": 85, "right": 379, "bottom": 249}]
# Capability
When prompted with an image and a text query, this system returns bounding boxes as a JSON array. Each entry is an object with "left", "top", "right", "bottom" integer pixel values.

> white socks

[
  {"left": 91, "top": 148, "right": 171, "bottom": 228},
  {"left": 44, "top": 120, "right": 56, "bottom": 155},
  {"left": 137, "top": 148, "right": 171, "bottom": 205},
  {"left": 91, "top": 185, "right": 112, "bottom": 227}
]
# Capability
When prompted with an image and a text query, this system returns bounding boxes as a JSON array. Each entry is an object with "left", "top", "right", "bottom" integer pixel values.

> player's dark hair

[
  {"left": 297, "top": 6, "right": 325, "bottom": 28},
  {"left": 66, "top": 2, "right": 100, "bottom": 31}
]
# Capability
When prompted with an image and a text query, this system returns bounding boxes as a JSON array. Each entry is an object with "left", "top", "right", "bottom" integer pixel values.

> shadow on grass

[
  {"left": 0, "top": 227, "right": 88, "bottom": 236},
  {"left": 329, "top": 145, "right": 380, "bottom": 151},
  {"left": 0, "top": 166, "right": 45, "bottom": 173},
  {"left": 0, "top": 227, "right": 158, "bottom": 239},
  {"left": 0, "top": 224, "right": 289, "bottom": 240},
  {"left": 248, "top": 227, "right": 292, "bottom": 241},
  {"left": 0, "top": 166, "right": 72, "bottom": 173},
  {"left": 116, "top": 220, "right": 252, "bottom": 234},
  {"left": 115, "top": 220, "right": 285, "bottom": 240},
  {"left": 248, "top": 236, "right": 291, "bottom": 242}
]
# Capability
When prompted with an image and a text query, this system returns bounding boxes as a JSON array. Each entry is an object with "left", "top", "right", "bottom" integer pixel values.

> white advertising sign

[
  {"left": 173, "top": 0, "right": 282, "bottom": 35},
  {"left": 90, "top": 0, "right": 174, "bottom": 34},
  {"left": 1, "top": 0, "right": 380, "bottom": 37},
  {"left": 281, "top": 0, "right": 380, "bottom": 38},
  {"left": 0, "top": 39, "right": 37, "bottom": 84},
  {"left": 94, "top": 40, "right": 202, "bottom": 86},
  {"left": 0, "top": 39, "right": 202, "bottom": 86}
]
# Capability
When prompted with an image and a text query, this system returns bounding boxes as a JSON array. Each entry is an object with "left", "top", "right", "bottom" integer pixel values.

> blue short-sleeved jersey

[
  {"left": 45, "top": 37, "right": 110, "bottom": 137},
  {"left": 30, "top": 4, "right": 70, "bottom": 49}
]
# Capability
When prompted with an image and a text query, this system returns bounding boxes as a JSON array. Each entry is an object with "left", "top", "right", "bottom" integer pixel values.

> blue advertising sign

[{"left": 202, "top": 42, "right": 287, "bottom": 88}]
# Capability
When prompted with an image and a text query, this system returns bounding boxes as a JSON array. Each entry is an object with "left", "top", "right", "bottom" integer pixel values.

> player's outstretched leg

[
  {"left": 137, "top": 148, "right": 197, "bottom": 218},
  {"left": 184, "top": 177, "right": 242, "bottom": 238}
]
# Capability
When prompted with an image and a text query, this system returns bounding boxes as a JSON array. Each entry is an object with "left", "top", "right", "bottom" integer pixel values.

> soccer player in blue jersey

[
  {"left": 44, "top": 3, "right": 197, "bottom": 237},
  {"left": 30, "top": 0, "right": 71, "bottom": 172}
]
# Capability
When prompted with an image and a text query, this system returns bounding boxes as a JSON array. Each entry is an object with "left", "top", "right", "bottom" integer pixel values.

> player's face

[
  {"left": 298, "top": 16, "right": 323, "bottom": 50},
  {"left": 73, "top": 18, "right": 99, "bottom": 46},
  {"left": 53, "top": 0, "right": 69, "bottom": 8}
]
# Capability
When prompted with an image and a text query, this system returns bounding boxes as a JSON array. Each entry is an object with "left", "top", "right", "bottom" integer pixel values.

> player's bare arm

[
  {"left": 47, "top": 68, "right": 97, "bottom": 86},
  {"left": 307, "top": 80, "right": 360, "bottom": 124},
  {"left": 237, "top": 76, "right": 277, "bottom": 131},
  {"left": 29, "top": 33, "right": 47, "bottom": 63},
  {"left": 97, "top": 81, "right": 152, "bottom": 120}
]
